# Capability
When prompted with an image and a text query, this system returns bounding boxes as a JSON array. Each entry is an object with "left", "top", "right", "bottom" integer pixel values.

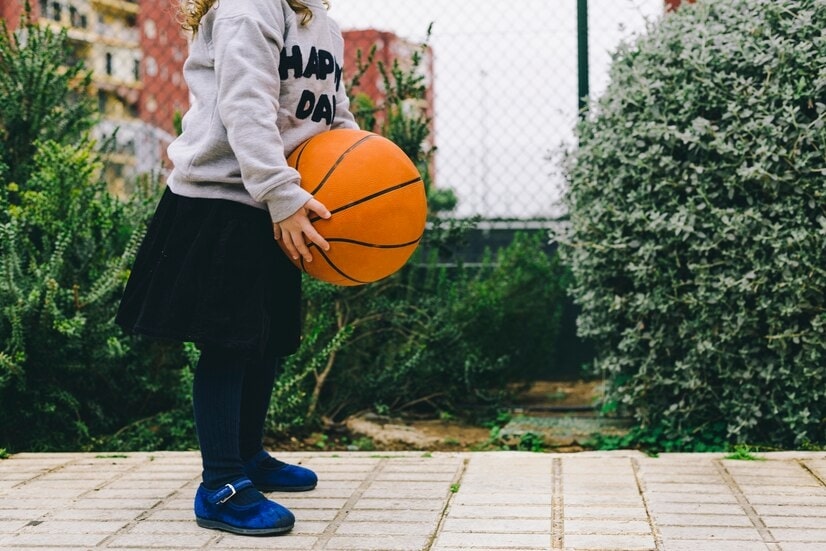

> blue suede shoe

[
  {"left": 194, "top": 478, "right": 294, "bottom": 535},
  {"left": 243, "top": 450, "right": 318, "bottom": 492}
]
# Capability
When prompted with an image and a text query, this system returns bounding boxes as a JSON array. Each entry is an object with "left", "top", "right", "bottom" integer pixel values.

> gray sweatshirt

[{"left": 167, "top": 0, "right": 358, "bottom": 222}]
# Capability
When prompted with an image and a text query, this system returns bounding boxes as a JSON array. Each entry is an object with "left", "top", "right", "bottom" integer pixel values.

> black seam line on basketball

[
  {"left": 309, "top": 134, "right": 377, "bottom": 196},
  {"left": 318, "top": 236, "right": 422, "bottom": 249},
  {"left": 308, "top": 176, "right": 424, "bottom": 222},
  {"left": 314, "top": 247, "right": 369, "bottom": 285},
  {"left": 292, "top": 140, "right": 311, "bottom": 170}
]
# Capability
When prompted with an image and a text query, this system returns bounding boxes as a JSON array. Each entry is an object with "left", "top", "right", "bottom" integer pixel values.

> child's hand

[{"left": 273, "top": 198, "right": 331, "bottom": 263}]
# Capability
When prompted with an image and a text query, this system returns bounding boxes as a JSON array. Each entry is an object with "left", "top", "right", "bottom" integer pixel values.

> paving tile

[
  {"left": 651, "top": 513, "right": 753, "bottom": 527},
  {"left": 441, "top": 518, "right": 550, "bottom": 533},
  {"left": 752, "top": 504, "right": 826, "bottom": 517},
  {"left": 68, "top": 497, "right": 162, "bottom": 510},
  {"left": 658, "top": 539, "right": 766, "bottom": 551},
  {"left": 433, "top": 531, "right": 550, "bottom": 549},
  {"left": 763, "top": 516, "right": 826, "bottom": 529},
  {"left": 353, "top": 498, "right": 445, "bottom": 510},
  {"left": 747, "top": 495, "right": 826, "bottom": 506},
  {"left": 738, "top": 484, "right": 826, "bottom": 496},
  {"left": 0, "top": 532, "right": 109, "bottom": 547},
  {"left": 562, "top": 533, "right": 655, "bottom": 550},
  {"left": 777, "top": 543, "right": 826, "bottom": 551},
  {"left": 210, "top": 533, "right": 316, "bottom": 549},
  {"left": 769, "top": 528, "right": 826, "bottom": 542},
  {"left": 454, "top": 493, "right": 551, "bottom": 506},
  {"left": 49, "top": 507, "right": 143, "bottom": 521},
  {"left": 377, "top": 471, "right": 457, "bottom": 482},
  {"left": 343, "top": 509, "right": 440, "bottom": 523},
  {"left": 643, "top": 502, "right": 746, "bottom": 515},
  {"left": 123, "top": 520, "right": 208, "bottom": 534},
  {"left": 19, "top": 519, "right": 129, "bottom": 534},
  {"left": 106, "top": 532, "right": 214, "bottom": 548},
  {"left": 657, "top": 525, "right": 764, "bottom": 541},
  {"left": 0, "top": 509, "right": 50, "bottom": 521},
  {"left": 563, "top": 518, "right": 652, "bottom": 534},
  {"left": 564, "top": 506, "right": 649, "bottom": 520},
  {"left": 0, "top": 520, "right": 29, "bottom": 533},
  {"left": 334, "top": 521, "right": 435, "bottom": 536},
  {"left": 447, "top": 504, "right": 551, "bottom": 519},
  {"left": 325, "top": 534, "right": 431, "bottom": 550}
]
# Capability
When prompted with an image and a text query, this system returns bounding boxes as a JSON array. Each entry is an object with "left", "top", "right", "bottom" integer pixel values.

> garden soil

[{"left": 269, "top": 380, "right": 609, "bottom": 453}]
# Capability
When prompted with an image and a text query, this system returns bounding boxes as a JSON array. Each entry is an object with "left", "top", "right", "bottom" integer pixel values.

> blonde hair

[{"left": 180, "top": 0, "right": 330, "bottom": 34}]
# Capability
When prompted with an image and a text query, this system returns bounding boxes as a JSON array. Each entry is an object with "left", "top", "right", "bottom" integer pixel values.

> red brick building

[
  {"left": 137, "top": 0, "right": 188, "bottom": 139},
  {"left": 2, "top": 0, "right": 187, "bottom": 190},
  {"left": 665, "top": 0, "right": 696, "bottom": 11},
  {"left": 1, "top": 1, "right": 26, "bottom": 24},
  {"left": 342, "top": 29, "right": 436, "bottom": 179}
]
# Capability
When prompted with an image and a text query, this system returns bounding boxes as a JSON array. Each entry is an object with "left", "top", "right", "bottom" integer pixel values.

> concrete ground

[{"left": 0, "top": 450, "right": 825, "bottom": 550}]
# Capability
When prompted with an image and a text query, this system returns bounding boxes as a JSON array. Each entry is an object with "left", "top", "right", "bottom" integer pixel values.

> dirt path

[{"left": 272, "top": 380, "right": 606, "bottom": 452}]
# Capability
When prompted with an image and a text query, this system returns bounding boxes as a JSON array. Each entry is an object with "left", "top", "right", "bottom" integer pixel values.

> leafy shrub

[
  {"left": 562, "top": 0, "right": 825, "bottom": 450},
  {"left": 0, "top": 13, "right": 184, "bottom": 451},
  {"left": 0, "top": 138, "right": 176, "bottom": 450},
  {"left": 268, "top": 230, "right": 571, "bottom": 435},
  {"left": 0, "top": 10, "right": 96, "bottom": 186}
]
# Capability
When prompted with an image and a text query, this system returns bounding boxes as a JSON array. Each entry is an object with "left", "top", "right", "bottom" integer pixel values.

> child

[{"left": 116, "top": 0, "right": 358, "bottom": 536}]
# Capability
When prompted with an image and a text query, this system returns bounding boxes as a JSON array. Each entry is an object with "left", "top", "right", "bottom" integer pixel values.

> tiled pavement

[{"left": 1, "top": 450, "right": 825, "bottom": 550}]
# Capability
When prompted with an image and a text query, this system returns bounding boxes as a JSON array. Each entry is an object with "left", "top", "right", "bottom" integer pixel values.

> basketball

[{"left": 280, "top": 128, "right": 427, "bottom": 286}]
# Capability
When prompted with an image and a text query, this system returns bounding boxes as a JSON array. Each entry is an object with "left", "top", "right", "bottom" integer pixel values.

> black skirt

[{"left": 116, "top": 188, "right": 301, "bottom": 357}]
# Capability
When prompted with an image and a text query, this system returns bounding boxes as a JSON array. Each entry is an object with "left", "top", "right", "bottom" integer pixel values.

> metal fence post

[{"left": 577, "top": 0, "right": 590, "bottom": 116}]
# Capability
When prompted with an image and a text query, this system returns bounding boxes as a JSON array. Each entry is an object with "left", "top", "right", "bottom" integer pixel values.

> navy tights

[{"left": 192, "top": 345, "right": 279, "bottom": 493}]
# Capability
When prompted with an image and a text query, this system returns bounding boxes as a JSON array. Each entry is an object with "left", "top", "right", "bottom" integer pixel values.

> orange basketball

[{"left": 280, "top": 129, "right": 427, "bottom": 286}]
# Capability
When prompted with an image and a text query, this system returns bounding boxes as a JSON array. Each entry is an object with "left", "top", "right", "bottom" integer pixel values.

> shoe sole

[
  {"left": 196, "top": 517, "right": 294, "bottom": 535},
  {"left": 257, "top": 483, "right": 317, "bottom": 493}
]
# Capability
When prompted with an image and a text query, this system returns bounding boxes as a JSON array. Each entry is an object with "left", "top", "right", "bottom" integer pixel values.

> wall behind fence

[{"left": 1, "top": 0, "right": 664, "bottom": 222}]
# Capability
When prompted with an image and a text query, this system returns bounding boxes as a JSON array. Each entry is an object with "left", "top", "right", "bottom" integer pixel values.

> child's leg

[
  {"left": 238, "top": 356, "right": 279, "bottom": 461},
  {"left": 238, "top": 351, "right": 318, "bottom": 492},
  {"left": 193, "top": 345, "right": 263, "bottom": 504}
]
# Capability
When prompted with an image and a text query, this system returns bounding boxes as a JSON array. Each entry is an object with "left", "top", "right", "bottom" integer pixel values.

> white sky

[{"left": 331, "top": 1, "right": 665, "bottom": 218}]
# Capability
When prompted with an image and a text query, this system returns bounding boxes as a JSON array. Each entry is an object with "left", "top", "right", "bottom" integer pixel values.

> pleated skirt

[{"left": 116, "top": 188, "right": 301, "bottom": 357}]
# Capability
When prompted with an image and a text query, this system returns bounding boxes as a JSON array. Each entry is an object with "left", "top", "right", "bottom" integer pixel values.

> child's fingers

[
  {"left": 288, "top": 225, "right": 317, "bottom": 263},
  {"left": 303, "top": 223, "right": 330, "bottom": 253},
  {"left": 281, "top": 232, "right": 300, "bottom": 261},
  {"left": 305, "top": 197, "right": 331, "bottom": 220}
]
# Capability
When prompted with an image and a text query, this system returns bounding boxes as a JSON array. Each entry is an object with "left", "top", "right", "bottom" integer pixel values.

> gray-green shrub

[{"left": 562, "top": 0, "right": 825, "bottom": 450}]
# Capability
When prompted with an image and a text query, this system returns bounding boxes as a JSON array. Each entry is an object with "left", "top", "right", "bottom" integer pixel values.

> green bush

[
  {"left": 268, "top": 230, "right": 571, "bottom": 435},
  {"left": 563, "top": 0, "right": 825, "bottom": 450},
  {"left": 0, "top": 13, "right": 185, "bottom": 452},
  {"left": 0, "top": 11, "right": 96, "bottom": 187}
]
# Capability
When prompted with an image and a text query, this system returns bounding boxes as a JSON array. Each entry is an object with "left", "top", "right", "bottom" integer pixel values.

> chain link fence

[
  {"left": 336, "top": 0, "right": 663, "bottom": 222},
  {"left": 3, "top": 0, "right": 664, "bottom": 222}
]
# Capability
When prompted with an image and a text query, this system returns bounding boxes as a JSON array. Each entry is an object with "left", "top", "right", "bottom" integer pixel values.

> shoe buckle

[{"left": 217, "top": 482, "right": 237, "bottom": 504}]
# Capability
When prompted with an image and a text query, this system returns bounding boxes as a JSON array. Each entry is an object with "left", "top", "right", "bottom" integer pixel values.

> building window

[
  {"left": 105, "top": 52, "right": 113, "bottom": 76},
  {"left": 145, "top": 56, "right": 158, "bottom": 77},
  {"left": 51, "top": 2, "right": 62, "bottom": 22},
  {"left": 133, "top": 58, "right": 140, "bottom": 82}
]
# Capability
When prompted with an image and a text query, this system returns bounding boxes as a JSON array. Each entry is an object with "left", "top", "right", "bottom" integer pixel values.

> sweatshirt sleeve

[{"left": 212, "top": 15, "right": 312, "bottom": 223}]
